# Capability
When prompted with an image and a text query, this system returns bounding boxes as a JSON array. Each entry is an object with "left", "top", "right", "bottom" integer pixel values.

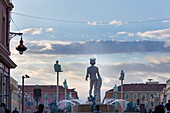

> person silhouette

[
  {"left": 34, "top": 104, "right": 44, "bottom": 113},
  {"left": 12, "top": 107, "right": 19, "bottom": 113},
  {"left": 93, "top": 105, "right": 102, "bottom": 113},
  {"left": 165, "top": 100, "right": 170, "bottom": 113}
]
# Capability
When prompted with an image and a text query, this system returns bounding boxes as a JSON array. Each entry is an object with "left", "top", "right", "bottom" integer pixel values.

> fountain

[{"left": 49, "top": 58, "right": 129, "bottom": 112}]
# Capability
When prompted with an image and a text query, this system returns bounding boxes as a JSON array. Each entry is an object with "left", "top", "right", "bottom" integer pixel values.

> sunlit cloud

[
  {"left": 145, "top": 55, "right": 170, "bottom": 65},
  {"left": 162, "top": 20, "right": 170, "bottom": 23},
  {"left": 45, "top": 28, "right": 54, "bottom": 32},
  {"left": 117, "top": 31, "right": 134, "bottom": 37},
  {"left": 21, "top": 28, "right": 42, "bottom": 35},
  {"left": 136, "top": 28, "right": 170, "bottom": 39},
  {"left": 109, "top": 20, "right": 127, "bottom": 25}
]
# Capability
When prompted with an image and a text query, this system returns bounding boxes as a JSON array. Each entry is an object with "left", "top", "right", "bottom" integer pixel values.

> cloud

[
  {"left": 45, "top": 28, "right": 54, "bottom": 32},
  {"left": 20, "top": 28, "right": 42, "bottom": 35},
  {"left": 162, "top": 20, "right": 170, "bottom": 23},
  {"left": 26, "top": 40, "right": 170, "bottom": 54},
  {"left": 164, "top": 40, "right": 170, "bottom": 48},
  {"left": 109, "top": 20, "right": 127, "bottom": 25},
  {"left": 87, "top": 21, "right": 103, "bottom": 26},
  {"left": 136, "top": 28, "right": 170, "bottom": 39},
  {"left": 117, "top": 31, "right": 134, "bottom": 37},
  {"left": 145, "top": 55, "right": 170, "bottom": 65}
]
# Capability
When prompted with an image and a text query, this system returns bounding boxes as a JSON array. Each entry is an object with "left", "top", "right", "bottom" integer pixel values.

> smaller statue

[
  {"left": 54, "top": 61, "right": 62, "bottom": 72},
  {"left": 88, "top": 95, "right": 96, "bottom": 112},
  {"left": 49, "top": 100, "right": 58, "bottom": 113}
]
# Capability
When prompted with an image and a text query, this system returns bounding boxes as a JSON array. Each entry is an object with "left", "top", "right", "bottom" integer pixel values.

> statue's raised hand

[{"left": 85, "top": 77, "right": 88, "bottom": 81}]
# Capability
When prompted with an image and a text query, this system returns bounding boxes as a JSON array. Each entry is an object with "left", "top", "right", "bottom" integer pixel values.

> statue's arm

[
  {"left": 97, "top": 67, "right": 101, "bottom": 78},
  {"left": 85, "top": 68, "right": 89, "bottom": 81}
]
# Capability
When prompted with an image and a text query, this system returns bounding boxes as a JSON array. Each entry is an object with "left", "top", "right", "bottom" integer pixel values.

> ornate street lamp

[
  {"left": 10, "top": 32, "right": 27, "bottom": 55},
  {"left": 16, "top": 37, "right": 27, "bottom": 55}
]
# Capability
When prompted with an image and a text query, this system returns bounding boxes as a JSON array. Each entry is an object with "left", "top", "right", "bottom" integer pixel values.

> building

[
  {"left": 19, "top": 85, "right": 79, "bottom": 113},
  {"left": 165, "top": 79, "right": 170, "bottom": 102},
  {"left": 0, "top": 0, "right": 16, "bottom": 109},
  {"left": 10, "top": 77, "right": 19, "bottom": 112},
  {"left": 103, "top": 81, "right": 166, "bottom": 110}
]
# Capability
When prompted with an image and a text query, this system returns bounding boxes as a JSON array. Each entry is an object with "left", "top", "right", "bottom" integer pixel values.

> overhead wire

[{"left": 11, "top": 12, "right": 170, "bottom": 24}]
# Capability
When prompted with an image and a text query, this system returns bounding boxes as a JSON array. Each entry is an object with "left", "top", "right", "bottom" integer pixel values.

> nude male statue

[{"left": 86, "top": 58, "right": 102, "bottom": 103}]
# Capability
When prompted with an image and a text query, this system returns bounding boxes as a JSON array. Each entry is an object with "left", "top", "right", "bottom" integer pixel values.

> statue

[
  {"left": 49, "top": 100, "right": 58, "bottom": 113},
  {"left": 85, "top": 58, "right": 102, "bottom": 103},
  {"left": 54, "top": 60, "right": 62, "bottom": 72}
]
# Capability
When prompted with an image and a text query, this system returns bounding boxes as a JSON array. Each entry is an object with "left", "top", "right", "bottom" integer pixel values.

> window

[
  {"left": 133, "top": 93, "right": 138, "bottom": 100},
  {"left": 27, "top": 109, "right": 31, "bottom": 113},
  {"left": 44, "top": 101, "right": 49, "bottom": 107},
  {"left": 44, "top": 93, "right": 49, "bottom": 99},
  {"left": 150, "top": 93, "right": 154, "bottom": 99},
  {"left": 27, "top": 93, "right": 31, "bottom": 99},
  {"left": 124, "top": 93, "right": 130, "bottom": 100},
  {"left": 140, "top": 93, "right": 146, "bottom": 101},
  {"left": 27, "top": 102, "right": 32, "bottom": 107},
  {"left": 112, "top": 93, "right": 118, "bottom": 99},
  {"left": 150, "top": 101, "right": 154, "bottom": 107}
]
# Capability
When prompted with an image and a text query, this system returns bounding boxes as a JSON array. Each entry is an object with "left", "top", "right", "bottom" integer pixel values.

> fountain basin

[{"left": 72, "top": 104, "right": 115, "bottom": 112}]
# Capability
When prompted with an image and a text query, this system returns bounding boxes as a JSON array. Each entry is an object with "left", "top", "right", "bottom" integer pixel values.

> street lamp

[
  {"left": 9, "top": 32, "right": 27, "bottom": 55},
  {"left": 54, "top": 60, "right": 62, "bottom": 102},
  {"left": 22, "top": 74, "right": 30, "bottom": 113}
]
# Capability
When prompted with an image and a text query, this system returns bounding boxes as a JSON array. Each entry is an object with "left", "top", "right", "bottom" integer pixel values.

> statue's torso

[{"left": 87, "top": 66, "right": 98, "bottom": 81}]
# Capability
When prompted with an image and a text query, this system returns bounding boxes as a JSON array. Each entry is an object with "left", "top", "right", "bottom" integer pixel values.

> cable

[
  {"left": 11, "top": 17, "right": 21, "bottom": 32},
  {"left": 11, "top": 12, "right": 170, "bottom": 25},
  {"left": 11, "top": 12, "right": 87, "bottom": 24}
]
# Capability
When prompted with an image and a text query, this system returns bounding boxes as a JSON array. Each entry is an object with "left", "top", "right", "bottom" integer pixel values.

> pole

[
  {"left": 56, "top": 72, "right": 59, "bottom": 102},
  {"left": 121, "top": 80, "right": 123, "bottom": 100},
  {"left": 18, "top": 87, "right": 21, "bottom": 113},
  {"left": 22, "top": 76, "right": 24, "bottom": 113},
  {"left": 65, "top": 88, "right": 66, "bottom": 100}
]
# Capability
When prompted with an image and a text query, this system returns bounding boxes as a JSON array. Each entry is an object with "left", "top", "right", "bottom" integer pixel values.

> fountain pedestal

[{"left": 72, "top": 104, "right": 115, "bottom": 112}]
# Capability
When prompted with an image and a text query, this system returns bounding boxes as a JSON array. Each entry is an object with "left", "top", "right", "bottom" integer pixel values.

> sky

[{"left": 10, "top": 0, "right": 170, "bottom": 102}]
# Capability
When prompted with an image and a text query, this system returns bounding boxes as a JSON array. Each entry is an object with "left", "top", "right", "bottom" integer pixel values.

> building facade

[
  {"left": 166, "top": 79, "right": 170, "bottom": 102},
  {"left": 104, "top": 82, "right": 166, "bottom": 110},
  {"left": 0, "top": 0, "right": 16, "bottom": 109},
  {"left": 20, "top": 85, "right": 79, "bottom": 113},
  {"left": 10, "top": 77, "right": 19, "bottom": 111}
]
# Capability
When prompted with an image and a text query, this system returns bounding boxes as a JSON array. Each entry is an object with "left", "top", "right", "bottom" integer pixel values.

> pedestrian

[
  {"left": 34, "top": 104, "right": 44, "bottom": 113},
  {"left": 165, "top": 100, "right": 170, "bottom": 113},
  {"left": 154, "top": 105, "right": 165, "bottom": 113},
  {"left": 0, "top": 104, "right": 5, "bottom": 113},
  {"left": 12, "top": 107, "right": 19, "bottom": 113},
  {"left": 93, "top": 105, "right": 102, "bottom": 113},
  {"left": 1, "top": 103, "right": 11, "bottom": 113}
]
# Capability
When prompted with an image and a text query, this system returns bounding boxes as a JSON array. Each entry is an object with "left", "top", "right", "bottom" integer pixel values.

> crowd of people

[
  {"left": 0, "top": 100, "right": 169, "bottom": 113},
  {"left": 0, "top": 103, "right": 44, "bottom": 113}
]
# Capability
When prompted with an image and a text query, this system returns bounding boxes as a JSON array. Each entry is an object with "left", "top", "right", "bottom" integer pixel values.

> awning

[{"left": 0, "top": 52, "right": 17, "bottom": 68}]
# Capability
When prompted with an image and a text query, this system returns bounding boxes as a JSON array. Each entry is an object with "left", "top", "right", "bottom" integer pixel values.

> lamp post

[
  {"left": 119, "top": 70, "right": 125, "bottom": 113},
  {"left": 22, "top": 74, "right": 30, "bottom": 113},
  {"left": 54, "top": 61, "right": 62, "bottom": 102},
  {"left": 63, "top": 79, "right": 68, "bottom": 100}
]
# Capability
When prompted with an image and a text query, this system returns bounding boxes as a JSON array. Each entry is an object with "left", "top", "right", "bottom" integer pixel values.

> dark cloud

[{"left": 27, "top": 40, "right": 170, "bottom": 54}]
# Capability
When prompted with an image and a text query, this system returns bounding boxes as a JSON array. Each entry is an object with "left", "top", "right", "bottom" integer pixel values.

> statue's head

[{"left": 90, "top": 58, "right": 96, "bottom": 65}]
